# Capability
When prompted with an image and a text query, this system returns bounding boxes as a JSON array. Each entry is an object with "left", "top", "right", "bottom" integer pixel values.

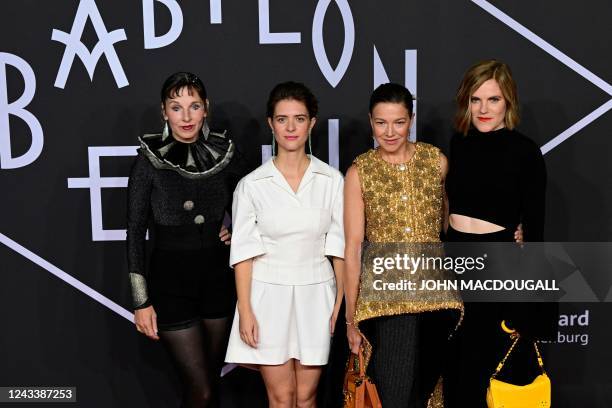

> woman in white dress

[{"left": 225, "top": 81, "right": 345, "bottom": 408}]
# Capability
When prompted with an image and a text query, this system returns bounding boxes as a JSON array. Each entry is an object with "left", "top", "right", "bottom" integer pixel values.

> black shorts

[{"left": 149, "top": 244, "right": 236, "bottom": 331}]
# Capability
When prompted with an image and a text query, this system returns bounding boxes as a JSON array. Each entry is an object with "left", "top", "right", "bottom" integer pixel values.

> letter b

[{"left": 0, "top": 53, "right": 43, "bottom": 169}]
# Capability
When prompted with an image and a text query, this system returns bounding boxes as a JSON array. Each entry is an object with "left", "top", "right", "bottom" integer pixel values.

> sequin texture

[
  {"left": 129, "top": 273, "right": 149, "bottom": 308},
  {"left": 352, "top": 143, "right": 464, "bottom": 406}
]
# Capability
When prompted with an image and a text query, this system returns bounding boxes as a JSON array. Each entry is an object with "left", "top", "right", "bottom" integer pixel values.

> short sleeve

[
  {"left": 324, "top": 175, "right": 345, "bottom": 258},
  {"left": 229, "top": 179, "right": 266, "bottom": 266}
]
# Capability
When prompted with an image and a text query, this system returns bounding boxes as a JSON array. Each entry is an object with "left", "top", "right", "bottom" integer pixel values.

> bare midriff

[{"left": 449, "top": 213, "right": 505, "bottom": 234}]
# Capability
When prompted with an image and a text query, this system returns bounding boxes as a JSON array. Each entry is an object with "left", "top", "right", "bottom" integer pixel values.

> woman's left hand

[{"left": 219, "top": 225, "right": 231, "bottom": 245}]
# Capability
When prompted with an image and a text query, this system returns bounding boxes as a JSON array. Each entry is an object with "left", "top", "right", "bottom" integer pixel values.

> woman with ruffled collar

[{"left": 126, "top": 72, "right": 248, "bottom": 407}]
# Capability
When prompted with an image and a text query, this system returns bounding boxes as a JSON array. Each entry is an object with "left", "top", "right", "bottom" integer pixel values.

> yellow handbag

[{"left": 486, "top": 323, "right": 551, "bottom": 408}]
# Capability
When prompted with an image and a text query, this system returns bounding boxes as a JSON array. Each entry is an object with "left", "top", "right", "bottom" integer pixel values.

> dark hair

[
  {"left": 160, "top": 72, "right": 207, "bottom": 105},
  {"left": 369, "top": 83, "right": 414, "bottom": 115},
  {"left": 266, "top": 81, "right": 318, "bottom": 118}
]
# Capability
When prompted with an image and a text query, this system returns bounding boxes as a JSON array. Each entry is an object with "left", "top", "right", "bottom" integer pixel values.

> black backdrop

[{"left": 1, "top": 1, "right": 611, "bottom": 407}]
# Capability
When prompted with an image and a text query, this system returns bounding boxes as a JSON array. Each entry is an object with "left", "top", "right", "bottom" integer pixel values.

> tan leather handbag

[{"left": 343, "top": 349, "right": 382, "bottom": 408}]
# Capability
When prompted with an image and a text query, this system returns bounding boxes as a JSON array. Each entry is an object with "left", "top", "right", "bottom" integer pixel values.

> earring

[
  {"left": 201, "top": 121, "right": 210, "bottom": 140},
  {"left": 308, "top": 129, "right": 313, "bottom": 156},
  {"left": 162, "top": 120, "right": 170, "bottom": 140},
  {"left": 271, "top": 130, "right": 276, "bottom": 157}
]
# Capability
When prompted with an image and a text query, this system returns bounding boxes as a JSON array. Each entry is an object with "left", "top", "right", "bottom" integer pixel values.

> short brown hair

[{"left": 454, "top": 60, "right": 520, "bottom": 135}]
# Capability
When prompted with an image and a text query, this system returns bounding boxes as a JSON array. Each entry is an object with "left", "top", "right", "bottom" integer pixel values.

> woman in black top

[
  {"left": 446, "top": 60, "right": 545, "bottom": 241},
  {"left": 444, "top": 60, "right": 553, "bottom": 406},
  {"left": 127, "top": 72, "right": 247, "bottom": 407}
]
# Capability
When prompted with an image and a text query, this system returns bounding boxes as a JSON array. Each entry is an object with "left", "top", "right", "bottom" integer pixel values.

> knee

[
  {"left": 296, "top": 397, "right": 316, "bottom": 408},
  {"left": 268, "top": 386, "right": 296, "bottom": 406},
  {"left": 296, "top": 389, "right": 316, "bottom": 408},
  {"left": 185, "top": 388, "right": 214, "bottom": 408}
]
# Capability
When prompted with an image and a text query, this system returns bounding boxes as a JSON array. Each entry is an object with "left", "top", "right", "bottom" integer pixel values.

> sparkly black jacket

[{"left": 126, "top": 129, "right": 248, "bottom": 309}]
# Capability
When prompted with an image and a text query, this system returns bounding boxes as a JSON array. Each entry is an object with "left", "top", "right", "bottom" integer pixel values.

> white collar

[{"left": 251, "top": 154, "right": 332, "bottom": 180}]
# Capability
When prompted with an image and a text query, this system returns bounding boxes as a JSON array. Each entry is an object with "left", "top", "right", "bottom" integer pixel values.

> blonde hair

[{"left": 454, "top": 60, "right": 520, "bottom": 135}]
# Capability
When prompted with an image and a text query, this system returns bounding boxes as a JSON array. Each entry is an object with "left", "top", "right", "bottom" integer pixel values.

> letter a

[{"left": 52, "top": 0, "right": 128, "bottom": 88}]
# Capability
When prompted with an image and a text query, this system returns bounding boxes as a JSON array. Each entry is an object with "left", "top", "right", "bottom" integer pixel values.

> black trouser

[
  {"left": 444, "top": 226, "right": 557, "bottom": 407},
  {"left": 363, "top": 312, "right": 455, "bottom": 408}
]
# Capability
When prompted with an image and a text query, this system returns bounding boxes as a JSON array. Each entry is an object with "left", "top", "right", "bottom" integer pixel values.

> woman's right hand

[
  {"left": 514, "top": 223, "right": 524, "bottom": 244},
  {"left": 347, "top": 323, "right": 363, "bottom": 354},
  {"left": 134, "top": 306, "right": 159, "bottom": 340},
  {"left": 238, "top": 308, "right": 259, "bottom": 348}
]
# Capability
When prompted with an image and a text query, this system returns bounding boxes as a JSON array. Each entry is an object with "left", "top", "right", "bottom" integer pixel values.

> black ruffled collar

[{"left": 139, "top": 125, "right": 234, "bottom": 179}]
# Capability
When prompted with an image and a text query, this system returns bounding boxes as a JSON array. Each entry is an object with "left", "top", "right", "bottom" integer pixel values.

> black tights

[{"left": 159, "top": 317, "right": 232, "bottom": 408}]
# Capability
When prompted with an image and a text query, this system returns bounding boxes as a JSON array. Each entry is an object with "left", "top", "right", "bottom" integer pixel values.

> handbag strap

[
  {"left": 492, "top": 333, "right": 546, "bottom": 378},
  {"left": 350, "top": 349, "right": 366, "bottom": 377},
  {"left": 533, "top": 341, "right": 545, "bottom": 372},
  {"left": 358, "top": 349, "right": 365, "bottom": 377}
]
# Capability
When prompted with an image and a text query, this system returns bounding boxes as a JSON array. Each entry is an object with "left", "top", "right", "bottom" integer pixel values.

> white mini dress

[{"left": 224, "top": 156, "right": 344, "bottom": 366}]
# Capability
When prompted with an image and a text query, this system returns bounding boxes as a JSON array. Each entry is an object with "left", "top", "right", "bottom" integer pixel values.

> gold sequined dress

[{"left": 352, "top": 143, "right": 463, "bottom": 407}]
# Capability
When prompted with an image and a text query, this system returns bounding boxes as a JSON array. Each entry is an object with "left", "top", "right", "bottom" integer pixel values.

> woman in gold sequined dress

[{"left": 343, "top": 83, "right": 463, "bottom": 407}]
